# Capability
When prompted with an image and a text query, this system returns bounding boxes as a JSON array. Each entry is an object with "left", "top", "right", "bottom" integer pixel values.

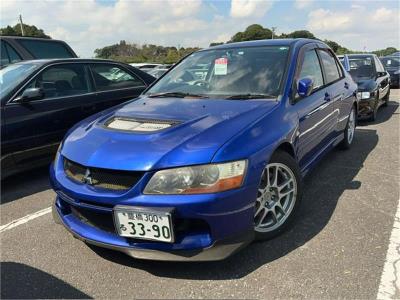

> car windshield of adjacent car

[
  {"left": 0, "top": 62, "right": 41, "bottom": 98},
  {"left": 145, "top": 46, "right": 290, "bottom": 99},
  {"left": 348, "top": 56, "right": 376, "bottom": 80},
  {"left": 380, "top": 57, "right": 400, "bottom": 68}
]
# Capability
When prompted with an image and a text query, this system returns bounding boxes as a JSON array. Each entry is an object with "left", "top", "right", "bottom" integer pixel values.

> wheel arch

[{"left": 273, "top": 141, "right": 296, "bottom": 160}]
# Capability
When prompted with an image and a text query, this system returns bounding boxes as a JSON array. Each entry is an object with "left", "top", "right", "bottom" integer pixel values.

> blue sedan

[{"left": 50, "top": 39, "right": 358, "bottom": 261}]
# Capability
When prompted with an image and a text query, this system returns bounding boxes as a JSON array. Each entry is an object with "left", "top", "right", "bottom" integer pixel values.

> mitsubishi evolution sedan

[{"left": 50, "top": 39, "right": 358, "bottom": 261}]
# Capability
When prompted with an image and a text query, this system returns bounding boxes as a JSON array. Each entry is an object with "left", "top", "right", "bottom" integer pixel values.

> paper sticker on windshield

[{"left": 215, "top": 58, "right": 228, "bottom": 75}]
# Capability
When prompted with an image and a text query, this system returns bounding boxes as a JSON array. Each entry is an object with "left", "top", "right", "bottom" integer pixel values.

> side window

[
  {"left": 19, "top": 40, "right": 74, "bottom": 58},
  {"left": 374, "top": 57, "right": 385, "bottom": 72},
  {"left": 298, "top": 49, "right": 324, "bottom": 90},
  {"left": 335, "top": 59, "right": 344, "bottom": 78},
  {"left": 318, "top": 49, "right": 341, "bottom": 84},
  {"left": 21, "top": 64, "right": 90, "bottom": 100},
  {"left": 5, "top": 43, "right": 21, "bottom": 63},
  {"left": 1, "top": 40, "right": 10, "bottom": 66},
  {"left": 90, "top": 64, "right": 145, "bottom": 91}
]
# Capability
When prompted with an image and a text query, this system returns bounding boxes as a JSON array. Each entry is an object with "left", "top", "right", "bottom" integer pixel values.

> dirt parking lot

[{"left": 1, "top": 89, "right": 399, "bottom": 299}]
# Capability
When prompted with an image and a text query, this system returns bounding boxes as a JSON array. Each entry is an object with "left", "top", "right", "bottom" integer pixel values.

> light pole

[
  {"left": 19, "top": 14, "right": 25, "bottom": 36},
  {"left": 271, "top": 27, "right": 277, "bottom": 40}
]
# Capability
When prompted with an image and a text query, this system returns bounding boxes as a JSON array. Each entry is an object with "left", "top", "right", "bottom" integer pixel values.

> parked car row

[
  {"left": 340, "top": 54, "right": 391, "bottom": 121},
  {"left": 130, "top": 63, "right": 173, "bottom": 77}
]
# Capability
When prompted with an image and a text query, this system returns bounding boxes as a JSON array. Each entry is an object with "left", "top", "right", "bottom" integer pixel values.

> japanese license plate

[{"left": 114, "top": 207, "right": 174, "bottom": 243}]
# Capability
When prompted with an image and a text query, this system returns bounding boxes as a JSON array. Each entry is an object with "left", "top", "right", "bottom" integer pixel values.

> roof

[
  {"left": 0, "top": 36, "right": 66, "bottom": 43},
  {"left": 346, "top": 53, "right": 376, "bottom": 57},
  {"left": 207, "top": 38, "right": 322, "bottom": 50},
  {"left": 12, "top": 58, "right": 126, "bottom": 66}
]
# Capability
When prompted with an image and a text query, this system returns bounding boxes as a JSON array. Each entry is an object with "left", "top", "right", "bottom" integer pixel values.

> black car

[
  {"left": 380, "top": 55, "right": 400, "bottom": 87},
  {"left": 0, "top": 59, "right": 155, "bottom": 178},
  {"left": 345, "top": 54, "right": 390, "bottom": 121},
  {"left": 0, "top": 36, "right": 77, "bottom": 68}
]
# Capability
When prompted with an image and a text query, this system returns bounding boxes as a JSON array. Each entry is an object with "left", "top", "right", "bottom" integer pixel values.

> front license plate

[{"left": 114, "top": 207, "right": 174, "bottom": 243}]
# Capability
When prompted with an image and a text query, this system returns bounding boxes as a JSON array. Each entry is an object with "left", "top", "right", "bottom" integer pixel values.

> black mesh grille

[{"left": 63, "top": 158, "right": 143, "bottom": 191}]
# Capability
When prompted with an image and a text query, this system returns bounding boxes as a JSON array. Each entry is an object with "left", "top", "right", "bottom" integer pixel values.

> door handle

[{"left": 324, "top": 92, "right": 331, "bottom": 102}]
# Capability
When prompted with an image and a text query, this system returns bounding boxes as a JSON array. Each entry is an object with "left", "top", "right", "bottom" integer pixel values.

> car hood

[
  {"left": 355, "top": 78, "right": 377, "bottom": 91},
  {"left": 61, "top": 96, "right": 279, "bottom": 171},
  {"left": 386, "top": 67, "right": 399, "bottom": 74}
]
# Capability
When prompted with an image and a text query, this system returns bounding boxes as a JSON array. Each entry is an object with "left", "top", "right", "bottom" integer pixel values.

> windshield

[
  {"left": 348, "top": 56, "right": 375, "bottom": 79},
  {"left": 380, "top": 57, "right": 400, "bottom": 68},
  {"left": 0, "top": 63, "right": 40, "bottom": 97},
  {"left": 145, "top": 46, "right": 290, "bottom": 99}
]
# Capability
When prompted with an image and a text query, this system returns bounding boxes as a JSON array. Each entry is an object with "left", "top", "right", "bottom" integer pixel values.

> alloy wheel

[
  {"left": 254, "top": 163, "right": 297, "bottom": 232},
  {"left": 347, "top": 108, "right": 355, "bottom": 144}
]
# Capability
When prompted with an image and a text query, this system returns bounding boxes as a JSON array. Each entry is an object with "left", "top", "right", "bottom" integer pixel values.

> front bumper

[
  {"left": 389, "top": 74, "right": 399, "bottom": 87},
  {"left": 50, "top": 160, "right": 257, "bottom": 261},
  {"left": 358, "top": 98, "right": 377, "bottom": 118},
  {"left": 52, "top": 201, "right": 252, "bottom": 261}
]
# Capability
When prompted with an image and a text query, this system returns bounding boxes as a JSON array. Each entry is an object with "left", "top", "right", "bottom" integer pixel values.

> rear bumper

[{"left": 52, "top": 201, "right": 253, "bottom": 261}]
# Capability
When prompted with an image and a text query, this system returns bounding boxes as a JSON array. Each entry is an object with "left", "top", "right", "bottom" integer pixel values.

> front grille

[{"left": 64, "top": 158, "right": 143, "bottom": 191}]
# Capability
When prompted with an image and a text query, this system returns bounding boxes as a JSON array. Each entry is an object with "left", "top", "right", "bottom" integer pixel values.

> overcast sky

[{"left": 1, "top": 0, "right": 399, "bottom": 57}]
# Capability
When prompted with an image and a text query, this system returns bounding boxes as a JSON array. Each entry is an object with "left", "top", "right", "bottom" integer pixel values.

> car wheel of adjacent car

[
  {"left": 369, "top": 94, "right": 379, "bottom": 122},
  {"left": 339, "top": 106, "right": 356, "bottom": 150},
  {"left": 254, "top": 151, "right": 302, "bottom": 241},
  {"left": 382, "top": 89, "right": 390, "bottom": 107}
]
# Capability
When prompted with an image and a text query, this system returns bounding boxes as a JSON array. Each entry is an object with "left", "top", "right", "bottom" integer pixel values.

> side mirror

[
  {"left": 377, "top": 71, "right": 386, "bottom": 78},
  {"left": 15, "top": 88, "right": 44, "bottom": 103},
  {"left": 298, "top": 77, "right": 314, "bottom": 98}
]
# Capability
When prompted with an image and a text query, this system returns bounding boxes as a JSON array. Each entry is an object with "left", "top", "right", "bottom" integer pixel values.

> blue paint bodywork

[{"left": 50, "top": 39, "right": 358, "bottom": 259}]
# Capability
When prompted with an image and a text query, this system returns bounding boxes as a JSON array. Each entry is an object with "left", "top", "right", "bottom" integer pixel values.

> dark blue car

[
  {"left": 50, "top": 39, "right": 358, "bottom": 261},
  {"left": 0, "top": 59, "right": 155, "bottom": 178}
]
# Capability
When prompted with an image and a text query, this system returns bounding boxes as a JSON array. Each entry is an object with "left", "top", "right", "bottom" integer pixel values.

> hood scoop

[{"left": 104, "top": 117, "right": 179, "bottom": 133}]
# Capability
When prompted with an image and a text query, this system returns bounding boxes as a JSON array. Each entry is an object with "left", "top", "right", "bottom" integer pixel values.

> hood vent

[{"left": 104, "top": 117, "right": 179, "bottom": 133}]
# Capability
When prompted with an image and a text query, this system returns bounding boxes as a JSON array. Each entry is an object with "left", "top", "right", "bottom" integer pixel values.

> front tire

[
  {"left": 382, "top": 89, "right": 390, "bottom": 107},
  {"left": 339, "top": 106, "right": 356, "bottom": 150},
  {"left": 254, "top": 151, "right": 303, "bottom": 241}
]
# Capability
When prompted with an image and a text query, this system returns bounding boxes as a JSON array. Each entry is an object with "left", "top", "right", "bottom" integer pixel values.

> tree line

[{"left": 1, "top": 23, "right": 398, "bottom": 63}]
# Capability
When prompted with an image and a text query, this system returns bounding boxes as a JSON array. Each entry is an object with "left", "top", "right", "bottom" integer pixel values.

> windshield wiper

[
  {"left": 147, "top": 92, "right": 209, "bottom": 98},
  {"left": 224, "top": 94, "right": 276, "bottom": 100}
]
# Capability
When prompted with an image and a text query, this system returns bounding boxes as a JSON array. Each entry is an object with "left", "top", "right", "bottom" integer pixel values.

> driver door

[{"left": 3, "top": 62, "right": 93, "bottom": 164}]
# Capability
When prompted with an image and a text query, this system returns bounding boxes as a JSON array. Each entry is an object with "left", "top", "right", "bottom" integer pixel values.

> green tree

[
  {"left": 229, "top": 24, "right": 272, "bottom": 42},
  {"left": 372, "top": 47, "right": 398, "bottom": 57},
  {"left": 0, "top": 23, "right": 50, "bottom": 38},
  {"left": 209, "top": 42, "right": 224, "bottom": 47},
  {"left": 324, "top": 40, "right": 340, "bottom": 52},
  {"left": 285, "top": 30, "right": 315, "bottom": 39}
]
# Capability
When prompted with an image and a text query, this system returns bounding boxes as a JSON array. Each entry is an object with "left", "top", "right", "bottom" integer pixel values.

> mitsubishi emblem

[{"left": 82, "top": 169, "right": 93, "bottom": 185}]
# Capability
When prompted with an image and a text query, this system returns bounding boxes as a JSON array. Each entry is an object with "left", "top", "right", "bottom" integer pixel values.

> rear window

[
  {"left": 380, "top": 57, "right": 400, "bottom": 68},
  {"left": 18, "top": 40, "right": 75, "bottom": 59}
]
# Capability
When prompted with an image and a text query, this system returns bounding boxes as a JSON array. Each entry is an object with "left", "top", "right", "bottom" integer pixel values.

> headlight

[
  {"left": 357, "top": 91, "right": 371, "bottom": 99},
  {"left": 144, "top": 160, "right": 247, "bottom": 194}
]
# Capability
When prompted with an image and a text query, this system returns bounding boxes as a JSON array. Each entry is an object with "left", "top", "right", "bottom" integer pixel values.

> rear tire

[
  {"left": 339, "top": 106, "right": 356, "bottom": 150},
  {"left": 254, "top": 151, "right": 303, "bottom": 241}
]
